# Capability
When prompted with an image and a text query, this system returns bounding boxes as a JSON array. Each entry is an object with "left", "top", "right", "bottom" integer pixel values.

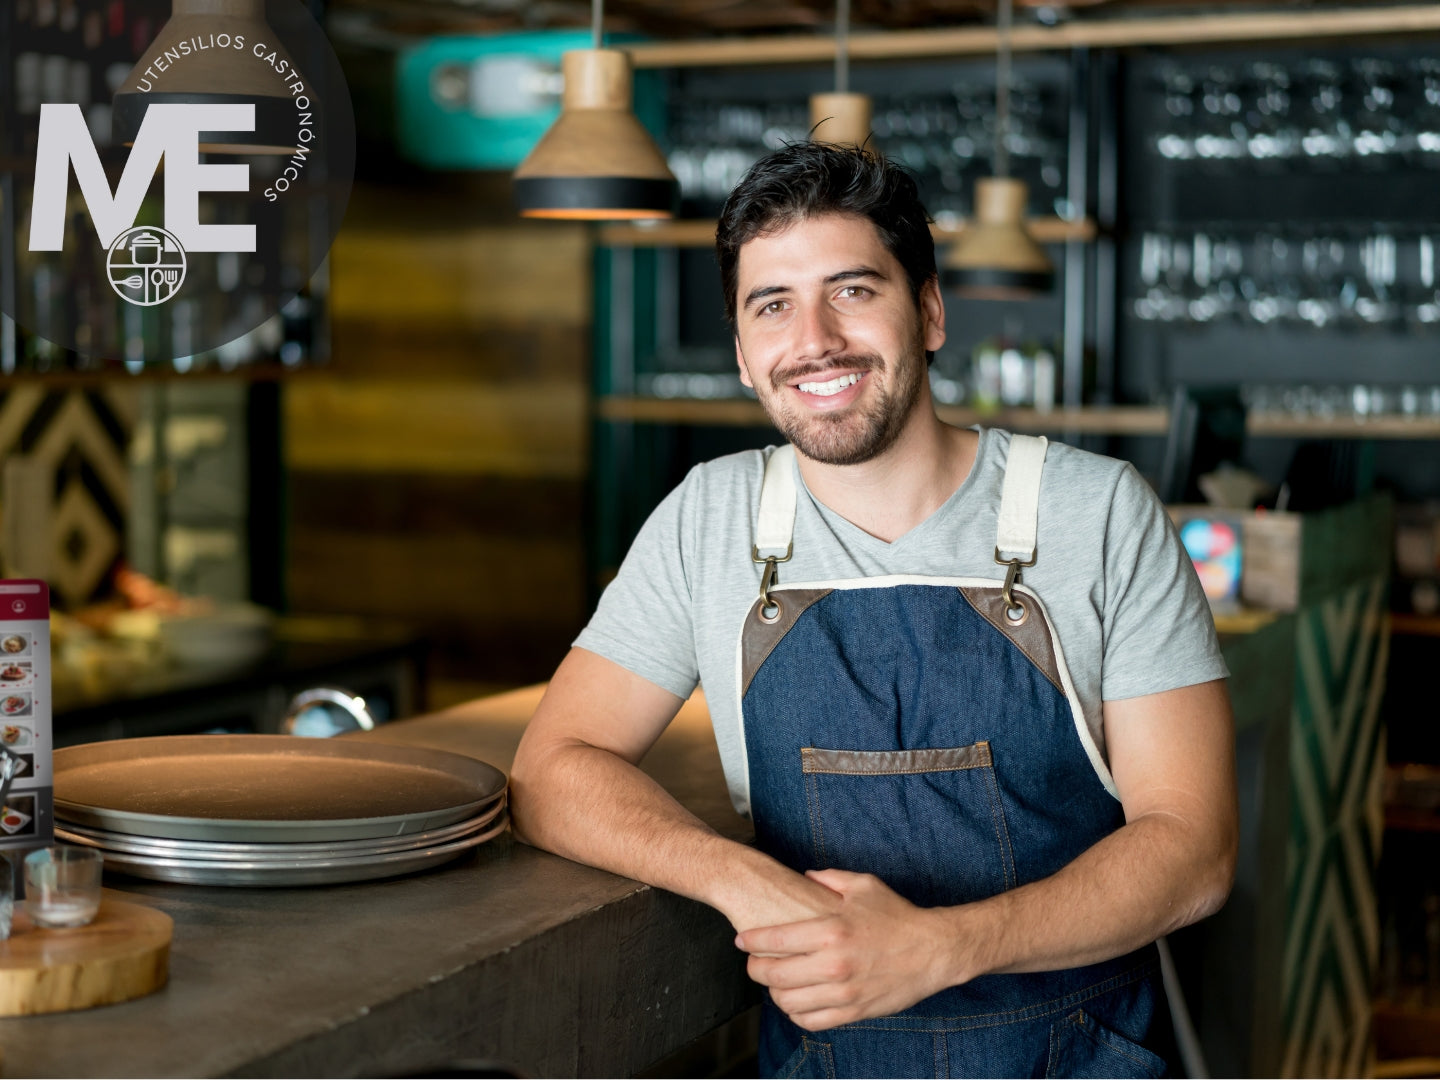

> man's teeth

[{"left": 797, "top": 373, "right": 862, "bottom": 396}]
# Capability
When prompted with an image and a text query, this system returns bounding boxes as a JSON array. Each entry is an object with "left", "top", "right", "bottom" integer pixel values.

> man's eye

[
  {"left": 761, "top": 300, "right": 787, "bottom": 315},
  {"left": 838, "top": 286, "right": 871, "bottom": 299}
]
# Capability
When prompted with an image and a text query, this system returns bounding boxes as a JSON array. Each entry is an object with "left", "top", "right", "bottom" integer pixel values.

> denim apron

[{"left": 738, "top": 438, "right": 1170, "bottom": 1079}]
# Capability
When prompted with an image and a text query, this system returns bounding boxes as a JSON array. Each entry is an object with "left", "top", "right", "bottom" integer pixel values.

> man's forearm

[
  {"left": 938, "top": 810, "right": 1236, "bottom": 984},
  {"left": 510, "top": 740, "right": 839, "bottom": 932}
]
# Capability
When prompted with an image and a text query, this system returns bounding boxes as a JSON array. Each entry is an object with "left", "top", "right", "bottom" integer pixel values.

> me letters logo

[
  {"left": 26, "top": 103, "right": 260, "bottom": 308},
  {"left": 4, "top": 1, "right": 354, "bottom": 364}
]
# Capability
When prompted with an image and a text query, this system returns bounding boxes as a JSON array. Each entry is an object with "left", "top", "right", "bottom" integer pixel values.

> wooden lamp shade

[
  {"left": 809, "top": 92, "right": 872, "bottom": 148},
  {"left": 513, "top": 50, "right": 677, "bottom": 220},
  {"left": 112, "top": 0, "right": 303, "bottom": 155},
  {"left": 945, "top": 177, "right": 1054, "bottom": 299}
]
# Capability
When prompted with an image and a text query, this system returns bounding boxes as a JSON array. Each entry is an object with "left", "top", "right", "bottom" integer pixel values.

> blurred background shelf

[
  {"left": 598, "top": 216, "right": 1099, "bottom": 248},
  {"left": 1390, "top": 613, "right": 1440, "bottom": 638},
  {"left": 597, "top": 398, "right": 1170, "bottom": 434},
  {"left": 625, "top": 5, "right": 1440, "bottom": 67},
  {"left": 598, "top": 397, "right": 1440, "bottom": 440}
]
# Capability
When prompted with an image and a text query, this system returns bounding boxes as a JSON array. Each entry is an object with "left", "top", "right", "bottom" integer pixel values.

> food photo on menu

[
  {"left": 1, "top": 695, "right": 31, "bottom": 719},
  {"left": 1, "top": 634, "right": 30, "bottom": 657},
  {"left": 0, "top": 663, "right": 30, "bottom": 682},
  {"left": 0, "top": 754, "right": 33, "bottom": 780},
  {"left": 0, "top": 795, "right": 35, "bottom": 837},
  {"left": 2, "top": 724, "right": 33, "bottom": 748}
]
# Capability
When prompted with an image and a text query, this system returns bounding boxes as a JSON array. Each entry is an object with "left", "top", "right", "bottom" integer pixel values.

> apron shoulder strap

[
  {"left": 995, "top": 433, "right": 1048, "bottom": 563},
  {"left": 755, "top": 444, "right": 798, "bottom": 556}
]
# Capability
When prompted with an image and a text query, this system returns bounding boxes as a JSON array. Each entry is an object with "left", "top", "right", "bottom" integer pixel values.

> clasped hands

[{"left": 734, "top": 868, "right": 959, "bottom": 1032}]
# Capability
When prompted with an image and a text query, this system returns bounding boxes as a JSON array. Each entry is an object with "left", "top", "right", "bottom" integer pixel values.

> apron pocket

[
  {"left": 800, "top": 742, "right": 1017, "bottom": 907},
  {"left": 775, "top": 1036, "right": 836, "bottom": 1080},
  {"left": 1044, "top": 1008, "right": 1166, "bottom": 1079}
]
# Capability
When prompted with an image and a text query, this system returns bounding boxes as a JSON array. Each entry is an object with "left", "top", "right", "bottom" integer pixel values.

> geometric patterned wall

[
  {"left": 0, "top": 386, "right": 136, "bottom": 608},
  {"left": 1282, "top": 574, "right": 1390, "bottom": 1078}
]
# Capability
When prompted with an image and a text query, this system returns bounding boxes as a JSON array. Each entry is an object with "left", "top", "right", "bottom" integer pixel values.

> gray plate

[
  {"left": 93, "top": 812, "right": 509, "bottom": 887},
  {"left": 56, "top": 795, "right": 508, "bottom": 862},
  {"left": 55, "top": 735, "right": 508, "bottom": 842}
]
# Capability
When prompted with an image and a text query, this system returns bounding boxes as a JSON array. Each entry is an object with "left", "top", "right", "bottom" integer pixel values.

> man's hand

[
  {"left": 736, "top": 868, "right": 955, "bottom": 1031},
  {"left": 717, "top": 860, "right": 843, "bottom": 935}
]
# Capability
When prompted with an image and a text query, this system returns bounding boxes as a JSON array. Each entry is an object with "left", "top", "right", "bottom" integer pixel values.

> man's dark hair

[{"left": 715, "top": 142, "right": 937, "bottom": 329}]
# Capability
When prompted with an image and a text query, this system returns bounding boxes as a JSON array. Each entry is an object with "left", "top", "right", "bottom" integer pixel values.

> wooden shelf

[
  {"left": 598, "top": 396, "right": 771, "bottom": 427},
  {"left": 1247, "top": 413, "right": 1440, "bottom": 440},
  {"left": 625, "top": 5, "right": 1440, "bottom": 68},
  {"left": 598, "top": 397, "right": 1440, "bottom": 440},
  {"left": 1374, "top": 998, "right": 1440, "bottom": 1062},
  {"left": 1391, "top": 613, "right": 1440, "bottom": 637},
  {"left": 1384, "top": 807, "right": 1440, "bottom": 834},
  {"left": 0, "top": 365, "right": 309, "bottom": 388},
  {"left": 597, "top": 397, "right": 1169, "bottom": 434},
  {"left": 598, "top": 217, "right": 1097, "bottom": 249}
]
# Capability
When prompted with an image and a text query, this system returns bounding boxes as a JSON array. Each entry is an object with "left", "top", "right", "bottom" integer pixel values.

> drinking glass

[
  {"left": 1352, "top": 231, "right": 1399, "bottom": 326},
  {"left": 1350, "top": 58, "right": 1403, "bottom": 159},
  {"left": 1240, "top": 234, "right": 1295, "bottom": 325},
  {"left": 1153, "top": 65, "right": 1196, "bottom": 161},
  {"left": 1412, "top": 235, "right": 1440, "bottom": 326},
  {"left": 24, "top": 847, "right": 102, "bottom": 929},
  {"left": 1193, "top": 66, "right": 1246, "bottom": 161},
  {"left": 1410, "top": 58, "right": 1440, "bottom": 161},
  {"left": 0, "top": 858, "right": 13, "bottom": 940},
  {"left": 1299, "top": 60, "right": 1351, "bottom": 160},
  {"left": 1296, "top": 235, "right": 1347, "bottom": 328},
  {"left": 1244, "top": 62, "right": 1299, "bottom": 161}
]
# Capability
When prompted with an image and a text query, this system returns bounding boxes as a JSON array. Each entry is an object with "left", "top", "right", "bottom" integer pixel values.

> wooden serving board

[{"left": 0, "top": 890, "right": 171, "bottom": 1016}]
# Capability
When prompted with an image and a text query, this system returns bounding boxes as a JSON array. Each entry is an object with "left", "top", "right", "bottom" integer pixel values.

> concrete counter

[{"left": 0, "top": 686, "right": 755, "bottom": 1078}]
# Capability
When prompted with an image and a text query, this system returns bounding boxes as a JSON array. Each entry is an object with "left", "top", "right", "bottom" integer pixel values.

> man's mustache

[{"left": 769, "top": 354, "right": 884, "bottom": 391}]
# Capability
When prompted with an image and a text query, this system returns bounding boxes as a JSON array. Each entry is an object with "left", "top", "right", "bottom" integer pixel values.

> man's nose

[{"left": 794, "top": 302, "right": 845, "bottom": 361}]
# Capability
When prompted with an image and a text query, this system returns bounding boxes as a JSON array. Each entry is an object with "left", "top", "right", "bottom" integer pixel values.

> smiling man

[{"left": 511, "top": 143, "right": 1237, "bottom": 1078}]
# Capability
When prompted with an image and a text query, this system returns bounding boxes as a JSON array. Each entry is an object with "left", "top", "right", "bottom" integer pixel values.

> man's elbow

[
  {"left": 1188, "top": 819, "right": 1239, "bottom": 923},
  {"left": 507, "top": 739, "right": 557, "bottom": 848}
]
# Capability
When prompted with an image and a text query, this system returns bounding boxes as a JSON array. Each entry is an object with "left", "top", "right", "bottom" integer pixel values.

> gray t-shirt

[{"left": 576, "top": 427, "right": 1229, "bottom": 817}]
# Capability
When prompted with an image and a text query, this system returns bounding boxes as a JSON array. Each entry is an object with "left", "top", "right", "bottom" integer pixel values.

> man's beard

[{"left": 753, "top": 342, "right": 926, "bottom": 467}]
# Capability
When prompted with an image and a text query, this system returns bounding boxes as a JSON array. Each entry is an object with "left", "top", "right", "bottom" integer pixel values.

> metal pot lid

[
  {"left": 55, "top": 735, "right": 508, "bottom": 843},
  {"left": 92, "top": 813, "right": 509, "bottom": 888}
]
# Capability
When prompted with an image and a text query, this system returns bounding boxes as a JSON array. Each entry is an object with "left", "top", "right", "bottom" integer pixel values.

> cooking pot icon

[{"left": 129, "top": 232, "right": 164, "bottom": 265}]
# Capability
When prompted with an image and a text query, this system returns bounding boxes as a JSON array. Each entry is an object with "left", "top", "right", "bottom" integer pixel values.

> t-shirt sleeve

[
  {"left": 573, "top": 466, "right": 703, "bottom": 700},
  {"left": 1100, "top": 463, "right": 1230, "bottom": 700}
]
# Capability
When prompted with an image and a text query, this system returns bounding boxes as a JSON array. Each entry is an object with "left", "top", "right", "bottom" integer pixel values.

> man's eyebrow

[
  {"left": 742, "top": 267, "right": 889, "bottom": 311},
  {"left": 743, "top": 284, "right": 789, "bottom": 310},
  {"left": 824, "top": 266, "right": 888, "bottom": 286}
]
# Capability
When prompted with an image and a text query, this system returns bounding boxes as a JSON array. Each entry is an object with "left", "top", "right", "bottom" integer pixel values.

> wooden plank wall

[{"left": 284, "top": 179, "right": 592, "bottom": 690}]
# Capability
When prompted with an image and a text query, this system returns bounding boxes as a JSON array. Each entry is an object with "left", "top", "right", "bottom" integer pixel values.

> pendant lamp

[
  {"left": 809, "top": 0, "right": 871, "bottom": 147},
  {"left": 513, "top": 0, "right": 677, "bottom": 219},
  {"left": 113, "top": 0, "right": 304, "bottom": 156},
  {"left": 945, "top": 0, "right": 1054, "bottom": 298}
]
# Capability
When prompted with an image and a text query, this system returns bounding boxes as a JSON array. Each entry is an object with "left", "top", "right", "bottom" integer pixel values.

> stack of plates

[{"left": 53, "top": 736, "right": 509, "bottom": 887}]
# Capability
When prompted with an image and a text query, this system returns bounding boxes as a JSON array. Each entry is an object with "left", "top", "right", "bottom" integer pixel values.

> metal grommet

[
  {"left": 759, "top": 599, "right": 783, "bottom": 624},
  {"left": 1004, "top": 600, "right": 1028, "bottom": 626}
]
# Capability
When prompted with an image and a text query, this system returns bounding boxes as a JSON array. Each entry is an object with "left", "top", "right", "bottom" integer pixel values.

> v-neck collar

[{"left": 793, "top": 427, "right": 990, "bottom": 553}]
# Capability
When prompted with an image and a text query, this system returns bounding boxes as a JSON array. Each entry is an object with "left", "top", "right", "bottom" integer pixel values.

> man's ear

[
  {"left": 920, "top": 275, "right": 946, "bottom": 354},
  {"left": 735, "top": 337, "right": 754, "bottom": 388}
]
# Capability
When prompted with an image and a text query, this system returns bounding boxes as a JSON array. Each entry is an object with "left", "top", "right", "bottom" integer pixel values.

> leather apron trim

[
  {"left": 958, "top": 586, "right": 1067, "bottom": 695},
  {"left": 801, "top": 742, "right": 993, "bottom": 775},
  {"left": 741, "top": 588, "right": 834, "bottom": 698}
]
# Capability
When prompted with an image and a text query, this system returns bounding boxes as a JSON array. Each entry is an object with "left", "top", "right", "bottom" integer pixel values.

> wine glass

[{"left": 1298, "top": 60, "right": 1352, "bottom": 161}]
